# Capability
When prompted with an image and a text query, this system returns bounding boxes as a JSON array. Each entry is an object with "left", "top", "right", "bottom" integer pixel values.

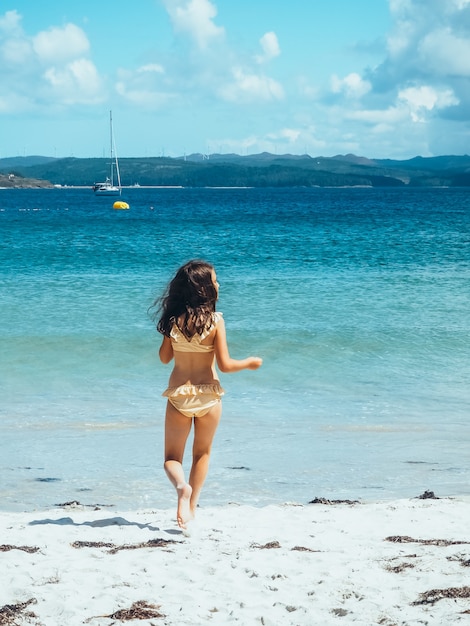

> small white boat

[
  {"left": 93, "top": 178, "right": 120, "bottom": 195},
  {"left": 93, "top": 111, "right": 121, "bottom": 196}
]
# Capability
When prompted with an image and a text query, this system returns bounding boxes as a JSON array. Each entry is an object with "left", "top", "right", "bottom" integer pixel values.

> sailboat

[{"left": 93, "top": 111, "right": 122, "bottom": 196}]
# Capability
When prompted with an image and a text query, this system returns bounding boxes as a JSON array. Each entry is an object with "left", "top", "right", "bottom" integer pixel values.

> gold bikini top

[{"left": 170, "top": 312, "right": 223, "bottom": 353}]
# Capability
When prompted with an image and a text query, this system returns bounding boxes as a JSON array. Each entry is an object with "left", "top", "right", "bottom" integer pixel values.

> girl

[{"left": 152, "top": 260, "right": 262, "bottom": 529}]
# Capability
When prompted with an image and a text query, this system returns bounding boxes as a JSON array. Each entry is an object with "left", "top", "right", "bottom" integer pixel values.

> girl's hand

[{"left": 247, "top": 357, "right": 263, "bottom": 370}]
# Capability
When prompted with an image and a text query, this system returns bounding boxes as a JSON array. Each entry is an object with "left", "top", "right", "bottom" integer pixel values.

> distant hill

[
  {"left": 0, "top": 155, "right": 58, "bottom": 168},
  {"left": 1, "top": 153, "right": 470, "bottom": 188}
]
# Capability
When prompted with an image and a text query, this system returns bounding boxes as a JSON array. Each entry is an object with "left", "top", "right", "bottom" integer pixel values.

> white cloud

[
  {"left": 384, "top": 0, "right": 470, "bottom": 76},
  {"left": 147, "top": 3, "right": 284, "bottom": 110},
  {"left": 33, "top": 23, "right": 90, "bottom": 64},
  {"left": 364, "top": 0, "right": 470, "bottom": 129},
  {"left": 43, "top": 59, "right": 104, "bottom": 104},
  {"left": 398, "top": 85, "right": 459, "bottom": 121},
  {"left": 280, "top": 128, "right": 301, "bottom": 142},
  {"left": 162, "top": 0, "right": 224, "bottom": 49},
  {"left": 388, "top": 0, "right": 416, "bottom": 18},
  {"left": 0, "top": 9, "right": 22, "bottom": 35},
  {"left": 267, "top": 128, "right": 301, "bottom": 143},
  {"left": 115, "top": 81, "right": 175, "bottom": 108},
  {"left": 115, "top": 66, "right": 175, "bottom": 108},
  {"left": 215, "top": 128, "right": 324, "bottom": 156},
  {"left": 0, "top": 11, "right": 104, "bottom": 110},
  {"left": 255, "top": 32, "right": 280, "bottom": 64},
  {"left": 0, "top": 92, "right": 32, "bottom": 114},
  {"left": 419, "top": 28, "right": 470, "bottom": 76},
  {"left": 0, "top": 10, "right": 32, "bottom": 65},
  {"left": 297, "top": 76, "right": 320, "bottom": 99},
  {"left": 343, "top": 84, "right": 458, "bottom": 129},
  {"left": 347, "top": 105, "right": 407, "bottom": 125},
  {"left": 137, "top": 63, "right": 165, "bottom": 74},
  {"left": 218, "top": 67, "right": 284, "bottom": 102},
  {"left": 330, "top": 73, "right": 371, "bottom": 98},
  {"left": 1, "top": 37, "right": 32, "bottom": 65},
  {"left": 453, "top": 0, "right": 470, "bottom": 8}
]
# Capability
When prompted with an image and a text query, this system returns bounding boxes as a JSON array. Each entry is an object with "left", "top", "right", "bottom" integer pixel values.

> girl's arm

[
  {"left": 159, "top": 335, "right": 174, "bottom": 364},
  {"left": 214, "top": 317, "right": 262, "bottom": 373}
]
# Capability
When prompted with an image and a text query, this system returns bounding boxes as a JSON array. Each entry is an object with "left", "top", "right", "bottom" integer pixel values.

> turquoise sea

[{"left": 1, "top": 186, "right": 469, "bottom": 511}]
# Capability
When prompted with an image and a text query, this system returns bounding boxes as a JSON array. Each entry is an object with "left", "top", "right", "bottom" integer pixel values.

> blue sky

[{"left": 1, "top": 0, "right": 470, "bottom": 159}]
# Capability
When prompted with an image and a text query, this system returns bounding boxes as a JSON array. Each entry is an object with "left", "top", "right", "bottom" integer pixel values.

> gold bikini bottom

[{"left": 163, "top": 382, "right": 225, "bottom": 418}]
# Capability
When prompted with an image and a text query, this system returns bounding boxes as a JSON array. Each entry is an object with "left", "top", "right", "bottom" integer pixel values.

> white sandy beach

[{"left": 1, "top": 496, "right": 469, "bottom": 625}]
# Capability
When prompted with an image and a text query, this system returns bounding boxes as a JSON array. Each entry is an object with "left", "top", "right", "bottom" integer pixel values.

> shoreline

[{"left": 1, "top": 496, "right": 469, "bottom": 625}]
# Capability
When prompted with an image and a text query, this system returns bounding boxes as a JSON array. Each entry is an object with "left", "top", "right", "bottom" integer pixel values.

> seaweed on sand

[
  {"left": 0, "top": 599, "right": 39, "bottom": 626},
  {"left": 309, "top": 497, "right": 359, "bottom": 505},
  {"left": 385, "top": 535, "right": 470, "bottom": 546},
  {"left": 71, "top": 538, "right": 178, "bottom": 553},
  {"left": 101, "top": 601, "right": 165, "bottom": 621},
  {"left": 412, "top": 586, "right": 470, "bottom": 606},
  {"left": 0, "top": 545, "right": 39, "bottom": 554}
]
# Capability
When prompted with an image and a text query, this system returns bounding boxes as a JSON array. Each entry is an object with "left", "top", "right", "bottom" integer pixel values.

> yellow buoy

[{"left": 113, "top": 201, "right": 130, "bottom": 210}]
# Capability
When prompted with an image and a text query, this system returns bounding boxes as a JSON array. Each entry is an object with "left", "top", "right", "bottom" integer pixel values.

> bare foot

[{"left": 176, "top": 482, "right": 193, "bottom": 529}]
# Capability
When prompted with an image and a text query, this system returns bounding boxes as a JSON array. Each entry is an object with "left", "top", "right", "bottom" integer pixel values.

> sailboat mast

[
  {"left": 109, "top": 110, "right": 121, "bottom": 192},
  {"left": 109, "top": 110, "right": 114, "bottom": 187},
  {"left": 92, "top": 110, "right": 121, "bottom": 195}
]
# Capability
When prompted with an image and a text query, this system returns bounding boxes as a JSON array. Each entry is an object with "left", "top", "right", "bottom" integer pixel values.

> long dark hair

[{"left": 151, "top": 260, "right": 218, "bottom": 338}]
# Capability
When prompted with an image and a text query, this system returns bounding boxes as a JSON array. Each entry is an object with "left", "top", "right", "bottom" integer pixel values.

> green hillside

[{"left": 2, "top": 153, "right": 470, "bottom": 188}]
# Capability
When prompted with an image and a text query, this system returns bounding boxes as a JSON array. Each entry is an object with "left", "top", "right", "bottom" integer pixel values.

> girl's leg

[
  {"left": 164, "top": 402, "right": 193, "bottom": 528},
  {"left": 189, "top": 403, "right": 222, "bottom": 515}
]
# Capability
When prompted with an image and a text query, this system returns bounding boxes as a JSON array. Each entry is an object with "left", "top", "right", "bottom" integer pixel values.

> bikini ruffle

[{"left": 162, "top": 382, "right": 225, "bottom": 398}]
